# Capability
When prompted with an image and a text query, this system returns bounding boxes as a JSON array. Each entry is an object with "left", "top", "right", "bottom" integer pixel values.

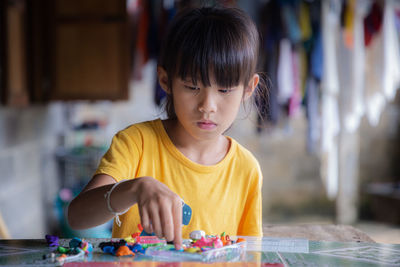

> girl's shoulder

[
  {"left": 227, "top": 138, "right": 262, "bottom": 181},
  {"left": 228, "top": 137, "right": 260, "bottom": 167}
]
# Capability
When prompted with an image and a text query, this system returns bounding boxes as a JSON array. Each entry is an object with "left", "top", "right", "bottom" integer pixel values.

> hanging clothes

[
  {"left": 277, "top": 39, "right": 295, "bottom": 105},
  {"left": 281, "top": 1, "right": 302, "bottom": 44},
  {"left": 382, "top": 0, "right": 400, "bottom": 103},
  {"left": 303, "top": 0, "right": 322, "bottom": 154},
  {"left": 132, "top": 0, "right": 150, "bottom": 80},
  {"left": 256, "top": 0, "right": 283, "bottom": 130},
  {"left": 342, "top": 1, "right": 369, "bottom": 133},
  {"left": 321, "top": 0, "right": 342, "bottom": 200},
  {"left": 342, "top": 0, "right": 356, "bottom": 49},
  {"left": 364, "top": 1, "right": 383, "bottom": 47},
  {"left": 288, "top": 49, "right": 302, "bottom": 116},
  {"left": 305, "top": 76, "right": 320, "bottom": 154}
]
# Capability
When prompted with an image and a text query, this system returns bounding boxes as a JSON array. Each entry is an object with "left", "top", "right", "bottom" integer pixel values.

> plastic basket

[
  {"left": 145, "top": 241, "right": 247, "bottom": 262},
  {"left": 55, "top": 146, "right": 106, "bottom": 189}
]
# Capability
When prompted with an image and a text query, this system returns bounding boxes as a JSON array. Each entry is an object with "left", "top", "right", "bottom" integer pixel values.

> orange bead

[
  {"left": 236, "top": 238, "right": 246, "bottom": 243},
  {"left": 222, "top": 240, "right": 232, "bottom": 246},
  {"left": 115, "top": 246, "right": 135, "bottom": 257}
]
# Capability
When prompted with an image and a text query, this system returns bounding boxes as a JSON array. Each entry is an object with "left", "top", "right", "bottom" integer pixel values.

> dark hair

[{"left": 159, "top": 6, "right": 267, "bottom": 119}]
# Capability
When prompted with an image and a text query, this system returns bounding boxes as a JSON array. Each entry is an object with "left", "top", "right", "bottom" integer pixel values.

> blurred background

[{"left": 0, "top": 0, "right": 399, "bottom": 243}]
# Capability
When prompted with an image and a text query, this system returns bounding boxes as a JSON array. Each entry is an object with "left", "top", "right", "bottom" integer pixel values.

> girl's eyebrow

[
  {"left": 182, "top": 77, "right": 199, "bottom": 82},
  {"left": 182, "top": 79, "right": 200, "bottom": 85}
]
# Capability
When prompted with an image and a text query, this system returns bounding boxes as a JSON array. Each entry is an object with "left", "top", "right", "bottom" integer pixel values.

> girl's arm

[{"left": 67, "top": 174, "right": 183, "bottom": 248}]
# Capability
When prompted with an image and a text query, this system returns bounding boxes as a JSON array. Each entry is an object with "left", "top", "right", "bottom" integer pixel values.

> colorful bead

[
  {"left": 185, "top": 247, "right": 200, "bottom": 253},
  {"left": 57, "top": 246, "right": 70, "bottom": 254},
  {"left": 69, "top": 237, "right": 82, "bottom": 248},
  {"left": 115, "top": 245, "right": 135, "bottom": 257},
  {"left": 102, "top": 246, "right": 116, "bottom": 255},
  {"left": 128, "top": 243, "right": 144, "bottom": 254},
  {"left": 45, "top": 235, "right": 59, "bottom": 247},
  {"left": 190, "top": 230, "right": 205, "bottom": 240}
]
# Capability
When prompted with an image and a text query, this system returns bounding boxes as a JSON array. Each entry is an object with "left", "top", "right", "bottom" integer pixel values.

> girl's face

[{"left": 158, "top": 67, "right": 259, "bottom": 143}]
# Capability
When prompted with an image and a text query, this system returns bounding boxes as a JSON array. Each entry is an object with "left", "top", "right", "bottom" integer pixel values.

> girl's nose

[{"left": 198, "top": 91, "right": 217, "bottom": 114}]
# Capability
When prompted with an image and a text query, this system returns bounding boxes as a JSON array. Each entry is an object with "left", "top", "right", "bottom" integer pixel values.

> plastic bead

[
  {"left": 115, "top": 245, "right": 135, "bottom": 257},
  {"left": 45, "top": 235, "right": 59, "bottom": 247},
  {"left": 193, "top": 236, "right": 223, "bottom": 248},
  {"left": 212, "top": 238, "right": 223, "bottom": 248},
  {"left": 124, "top": 236, "right": 136, "bottom": 243},
  {"left": 190, "top": 230, "right": 205, "bottom": 240},
  {"left": 69, "top": 237, "right": 82, "bottom": 248},
  {"left": 57, "top": 254, "right": 67, "bottom": 261},
  {"left": 129, "top": 244, "right": 144, "bottom": 254},
  {"left": 80, "top": 241, "right": 93, "bottom": 255},
  {"left": 236, "top": 238, "right": 246, "bottom": 243},
  {"left": 102, "top": 246, "right": 116, "bottom": 255},
  {"left": 185, "top": 247, "right": 200, "bottom": 253},
  {"left": 57, "top": 246, "right": 70, "bottom": 254},
  {"left": 99, "top": 241, "right": 114, "bottom": 250}
]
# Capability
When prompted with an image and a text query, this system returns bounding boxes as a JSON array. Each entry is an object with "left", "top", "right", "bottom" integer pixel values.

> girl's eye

[
  {"left": 219, "top": 89, "right": 232, "bottom": 93},
  {"left": 185, "top": 85, "right": 199, "bottom": 91}
]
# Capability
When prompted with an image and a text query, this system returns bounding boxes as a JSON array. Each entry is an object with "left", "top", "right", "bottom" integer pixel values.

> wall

[
  {"left": 359, "top": 92, "right": 400, "bottom": 184},
  {"left": 0, "top": 105, "right": 62, "bottom": 238}
]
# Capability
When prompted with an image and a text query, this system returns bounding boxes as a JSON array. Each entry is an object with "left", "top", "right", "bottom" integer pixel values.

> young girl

[{"left": 68, "top": 6, "right": 266, "bottom": 249}]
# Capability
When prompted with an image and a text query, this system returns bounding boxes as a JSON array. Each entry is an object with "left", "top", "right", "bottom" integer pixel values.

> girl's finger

[
  {"left": 149, "top": 203, "right": 163, "bottom": 238},
  {"left": 139, "top": 206, "right": 152, "bottom": 234},
  {"left": 160, "top": 201, "right": 174, "bottom": 242},
  {"left": 172, "top": 199, "right": 183, "bottom": 250}
]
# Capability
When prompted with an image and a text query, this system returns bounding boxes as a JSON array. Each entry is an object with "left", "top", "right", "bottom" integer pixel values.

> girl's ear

[
  {"left": 157, "top": 66, "right": 170, "bottom": 94},
  {"left": 243, "top": 74, "right": 259, "bottom": 100}
]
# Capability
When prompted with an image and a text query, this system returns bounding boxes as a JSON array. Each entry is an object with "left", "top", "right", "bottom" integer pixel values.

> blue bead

[
  {"left": 69, "top": 237, "right": 82, "bottom": 248},
  {"left": 182, "top": 203, "right": 192, "bottom": 225},
  {"left": 103, "top": 246, "right": 116, "bottom": 255},
  {"left": 129, "top": 244, "right": 144, "bottom": 253}
]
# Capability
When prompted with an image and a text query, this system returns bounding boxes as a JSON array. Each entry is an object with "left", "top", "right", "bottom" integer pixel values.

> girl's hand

[{"left": 134, "top": 176, "right": 183, "bottom": 249}]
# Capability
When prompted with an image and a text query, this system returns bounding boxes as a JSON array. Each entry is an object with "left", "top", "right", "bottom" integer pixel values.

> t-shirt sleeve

[
  {"left": 237, "top": 162, "right": 263, "bottom": 237},
  {"left": 94, "top": 128, "right": 142, "bottom": 182}
]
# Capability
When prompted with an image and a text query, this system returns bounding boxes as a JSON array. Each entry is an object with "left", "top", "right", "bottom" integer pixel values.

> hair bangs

[{"left": 173, "top": 10, "right": 256, "bottom": 88}]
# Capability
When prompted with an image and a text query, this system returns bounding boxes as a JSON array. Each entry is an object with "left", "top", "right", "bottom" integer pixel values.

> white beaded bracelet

[{"left": 104, "top": 179, "right": 130, "bottom": 227}]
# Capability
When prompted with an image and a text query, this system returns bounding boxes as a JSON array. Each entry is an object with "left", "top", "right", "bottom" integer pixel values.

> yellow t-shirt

[{"left": 95, "top": 119, "right": 262, "bottom": 238}]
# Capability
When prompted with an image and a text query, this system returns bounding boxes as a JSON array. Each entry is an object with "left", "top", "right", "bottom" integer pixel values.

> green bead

[{"left": 57, "top": 246, "right": 70, "bottom": 253}]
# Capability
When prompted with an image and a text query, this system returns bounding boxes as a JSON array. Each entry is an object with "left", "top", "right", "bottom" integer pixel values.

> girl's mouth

[{"left": 197, "top": 121, "right": 217, "bottom": 130}]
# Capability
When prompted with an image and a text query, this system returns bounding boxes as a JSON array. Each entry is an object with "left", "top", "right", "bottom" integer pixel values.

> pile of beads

[
  {"left": 44, "top": 235, "right": 93, "bottom": 263},
  {"left": 99, "top": 236, "right": 168, "bottom": 256},
  {"left": 184, "top": 231, "right": 245, "bottom": 253},
  {"left": 143, "top": 231, "right": 247, "bottom": 262},
  {"left": 99, "top": 225, "right": 246, "bottom": 259},
  {"left": 99, "top": 224, "right": 167, "bottom": 257},
  {"left": 99, "top": 238, "right": 146, "bottom": 257}
]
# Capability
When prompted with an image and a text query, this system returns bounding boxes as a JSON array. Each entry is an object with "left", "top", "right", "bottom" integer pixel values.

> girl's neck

[{"left": 162, "top": 119, "right": 230, "bottom": 166}]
